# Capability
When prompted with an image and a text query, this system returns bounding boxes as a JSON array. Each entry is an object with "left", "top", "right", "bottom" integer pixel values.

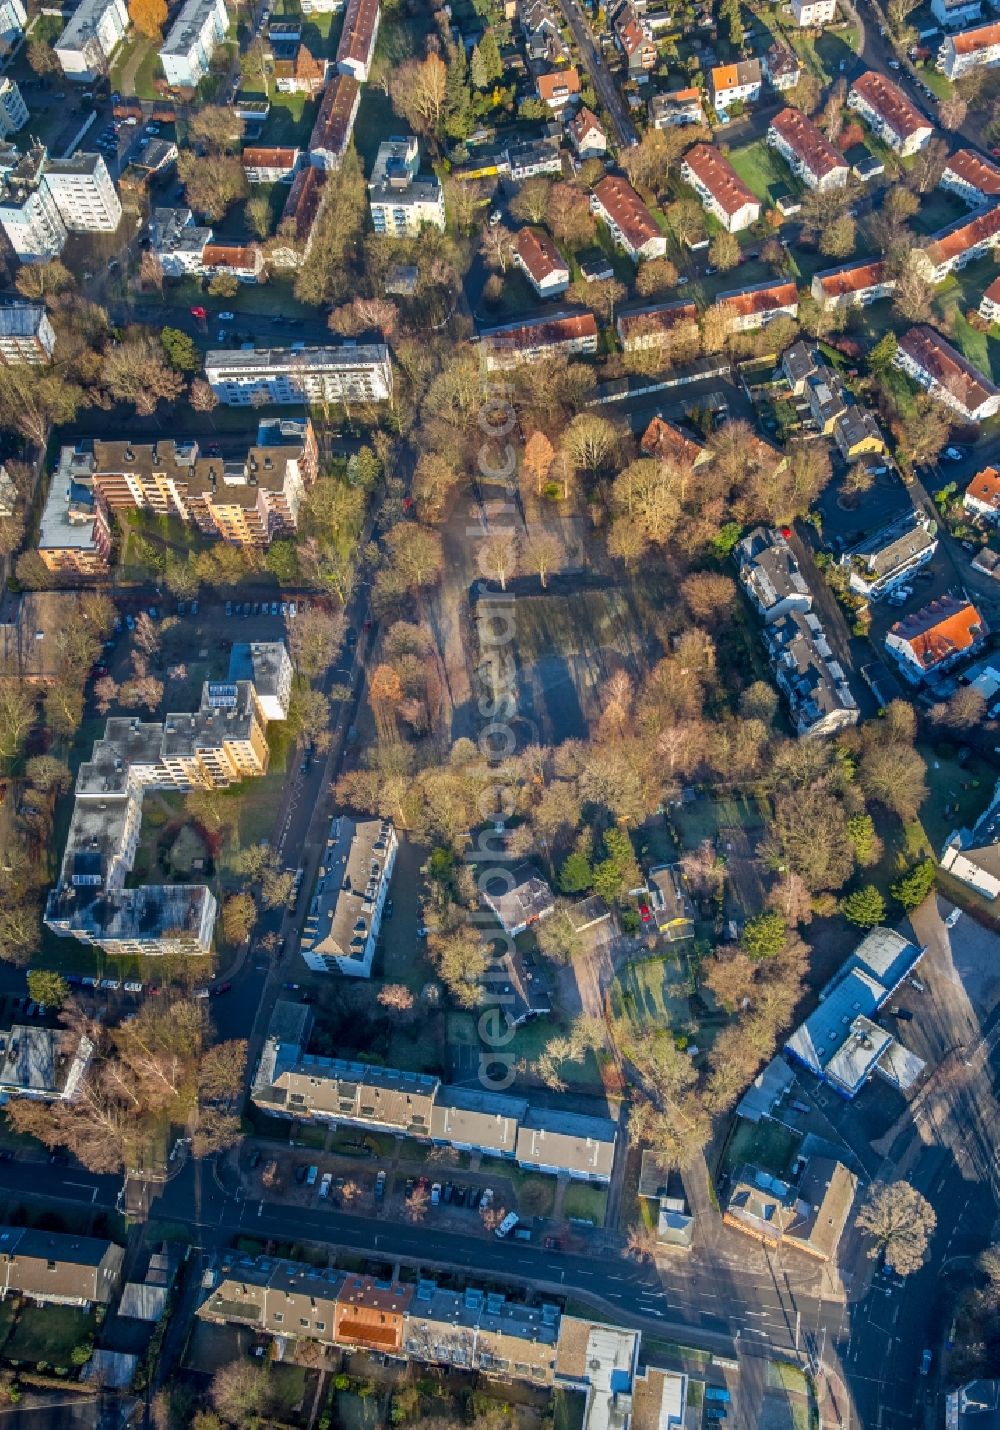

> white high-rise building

[
  {"left": 42, "top": 153, "right": 122, "bottom": 232},
  {"left": 159, "top": 0, "right": 228, "bottom": 88},
  {"left": 0, "top": 0, "right": 26, "bottom": 55},
  {"left": 0, "top": 79, "right": 27, "bottom": 139},
  {"left": 0, "top": 148, "right": 67, "bottom": 261},
  {"left": 55, "top": 0, "right": 129, "bottom": 78}
]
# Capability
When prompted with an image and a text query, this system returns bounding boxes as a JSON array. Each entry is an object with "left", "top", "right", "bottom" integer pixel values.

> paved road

[{"left": 553, "top": 0, "right": 636, "bottom": 148}]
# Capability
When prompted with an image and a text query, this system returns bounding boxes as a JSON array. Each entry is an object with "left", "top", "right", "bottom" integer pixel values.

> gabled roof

[
  {"left": 617, "top": 12, "right": 654, "bottom": 56},
  {"left": 889, "top": 595, "right": 987, "bottom": 669},
  {"left": 592, "top": 173, "right": 661, "bottom": 249},
  {"left": 683, "top": 142, "right": 758, "bottom": 217},
  {"left": 966, "top": 465, "right": 1000, "bottom": 511},
  {"left": 813, "top": 257, "right": 891, "bottom": 298},
  {"left": 537, "top": 66, "right": 580, "bottom": 102},
  {"left": 949, "top": 20, "right": 1000, "bottom": 54},
  {"left": 568, "top": 105, "right": 605, "bottom": 145},
  {"left": 481, "top": 310, "right": 598, "bottom": 354},
  {"left": 336, "top": 0, "right": 379, "bottom": 66},
  {"left": 242, "top": 146, "right": 299, "bottom": 168},
  {"left": 710, "top": 59, "right": 761, "bottom": 93},
  {"left": 944, "top": 147, "right": 1000, "bottom": 196},
  {"left": 617, "top": 299, "right": 697, "bottom": 343},
  {"left": 923, "top": 203, "right": 1000, "bottom": 268},
  {"left": 514, "top": 226, "right": 568, "bottom": 285},
  {"left": 897, "top": 323, "right": 999, "bottom": 412},
  {"left": 640, "top": 414, "right": 708, "bottom": 466},
  {"left": 201, "top": 243, "right": 260, "bottom": 269},
  {"left": 717, "top": 279, "right": 798, "bottom": 318},
  {"left": 770, "top": 106, "right": 849, "bottom": 181},
  {"left": 850, "top": 70, "right": 928, "bottom": 142}
]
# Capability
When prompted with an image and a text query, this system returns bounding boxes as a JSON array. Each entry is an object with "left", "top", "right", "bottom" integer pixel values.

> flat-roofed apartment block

[
  {"left": 159, "top": 0, "right": 229, "bottom": 88},
  {"left": 308, "top": 72, "right": 361, "bottom": 170},
  {"left": 149, "top": 206, "right": 212, "bottom": 277},
  {"left": 915, "top": 203, "right": 1000, "bottom": 282},
  {"left": 590, "top": 174, "right": 667, "bottom": 260},
  {"left": 941, "top": 148, "right": 1000, "bottom": 206},
  {"left": 0, "top": 301, "right": 54, "bottom": 364},
  {"left": 939, "top": 20, "right": 1000, "bottom": 77},
  {"left": 74, "top": 417, "right": 318, "bottom": 547},
  {"left": 0, "top": 1022, "right": 94, "bottom": 1102},
  {"left": 840, "top": 510, "right": 938, "bottom": 599},
  {"left": 680, "top": 143, "right": 760, "bottom": 232},
  {"left": 37, "top": 444, "right": 112, "bottom": 576},
  {"left": 45, "top": 643, "right": 290, "bottom": 957},
  {"left": 368, "top": 135, "right": 445, "bottom": 236},
  {"left": 515, "top": 1108, "right": 617, "bottom": 1183},
  {"left": 0, "top": 147, "right": 67, "bottom": 260},
  {"left": 847, "top": 70, "right": 932, "bottom": 154},
  {"left": 895, "top": 323, "right": 1000, "bottom": 421},
  {"left": 299, "top": 814, "right": 397, "bottom": 975},
  {"left": 430, "top": 1086, "right": 528, "bottom": 1158},
  {"left": 768, "top": 107, "right": 848, "bottom": 189},
  {"left": 716, "top": 279, "right": 799, "bottom": 332},
  {"left": 42, "top": 153, "right": 121, "bottom": 232},
  {"left": 206, "top": 344, "right": 392, "bottom": 406},
  {"left": 932, "top": 0, "right": 981, "bottom": 26},
  {"left": 336, "top": 0, "right": 379, "bottom": 80},
  {"left": 242, "top": 147, "right": 302, "bottom": 184},
  {"left": 55, "top": 0, "right": 128, "bottom": 78},
  {"left": 0, "top": 1227, "right": 123, "bottom": 1307},
  {"left": 479, "top": 310, "right": 599, "bottom": 369},
  {"left": 810, "top": 257, "right": 896, "bottom": 310},
  {"left": 258, "top": 1049, "right": 439, "bottom": 1134},
  {"left": 0, "top": 80, "right": 27, "bottom": 139},
  {"left": 513, "top": 226, "right": 570, "bottom": 298}
]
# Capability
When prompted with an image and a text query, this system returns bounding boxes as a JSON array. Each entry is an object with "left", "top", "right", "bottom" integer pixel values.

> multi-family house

[
  {"left": 790, "top": 0, "right": 837, "bottom": 24},
  {"left": 894, "top": 324, "right": 1000, "bottom": 421},
  {"left": 938, "top": 20, "right": 1000, "bottom": 78},
  {"left": 42, "top": 152, "right": 122, "bottom": 232},
  {"left": 201, "top": 242, "right": 265, "bottom": 284},
  {"left": 915, "top": 203, "right": 1000, "bottom": 281},
  {"left": 299, "top": 814, "right": 397, "bottom": 976},
  {"left": 336, "top": 0, "right": 380, "bottom": 80},
  {"left": 640, "top": 414, "right": 712, "bottom": 467},
  {"left": 37, "top": 452, "right": 112, "bottom": 577},
  {"left": 242, "top": 147, "right": 302, "bottom": 184},
  {"left": 616, "top": 298, "right": 698, "bottom": 352},
  {"left": 709, "top": 58, "right": 762, "bottom": 112},
  {"left": 810, "top": 257, "right": 896, "bottom": 310},
  {"left": 567, "top": 105, "right": 607, "bottom": 158},
  {"left": 716, "top": 279, "right": 799, "bottom": 332},
  {"left": 537, "top": 66, "right": 580, "bottom": 111},
  {"left": 0, "top": 301, "right": 55, "bottom": 363},
  {"left": 480, "top": 310, "right": 599, "bottom": 369},
  {"left": 886, "top": 594, "right": 988, "bottom": 683},
  {"left": 367, "top": 135, "right": 445, "bottom": 235},
  {"left": 483, "top": 869, "right": 555, "bottom": 936},
  {"left": 513, "top": 226, "right": 570, "bottom": 298},
  {"left": 205, "top": 344, "right": 392, "bottom": 405},
  {"left": 724, "top": 1158, "right": 857, "bottom": 1261},
  {"left": 981, "top": 276, "right": 1000, "bottom": 324},
  {"left": 648, "top": 88, "right": 704, "bottom": 127},
  {"left": 763, "top": 41, "right": 801, "bottom": 91},
  {"left": 840, "top": 510, "right": 938, "bottom": 599},
  {"left": 308, "top": 72, "right": 361, "bottom": 171},
  {"left": 55, "top": 0, "right": 128, "bottom": 79},
  {"left": 833, "top": 407, "right": 885, "bottom": 462},
  {"left": 0, "top": 146, "right": 123, "bottom": 259},
  {"left": 149, "top": 206, "right": 212, "bottom": 276},
  {"left": 515, "top": 1109, "right": 618, "bottom": 1183},
  {"left": 933, "top": 0, "right": 982, "bottom": 26},
  {"left": 768, "top": 107, "right": 849, "bottom": 189},
  {"left": 963, "top": 464, "right": 1000, "bottom": 520},
  {"left": 847, "top": 71, "right": 931, "bottom": 154},
  {"left": 0, "top": 1023, "right": 94, "bottom": 1103},
  {"left": 614, "top": 4, "right": 657, "bottom": 73},
  {"left": 159, "top": 0, "right": 229, "bottom": 88},
  {"left": 735, "top": 526, "right": 813, "bottom": 622},
  {"left": 590, "top": 174, "right": 666, "bottom": 260},
  {"left": 0, "top": 79, "right": 27, "bottom": 139},
  {"left": 940, "top": 148, "right": 1000, "bottom": 206},
  {"left": 681, "top": 143, "right": 760, "bottom": 231},
  {"left": 0, "top": 1228, "right": 123, "bottom": 1307}
]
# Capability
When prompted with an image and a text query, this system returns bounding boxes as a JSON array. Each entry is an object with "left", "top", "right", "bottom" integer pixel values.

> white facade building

[
  {"left": 42, "top": 153, "right": 121, "bottom": 232},
  {"left": 938, "top": 21, "right": 1000, "bottom": 78},
  {"left": 159, "top": 0, "right": 228, "bottom": 88},
  {"left": 300, "top": 816, "right": 397, "bottom": 976},
  {"left": 0, "top": 0, "right": 25, "bottom": 54},
  {"left": 0, "top": 149, "right": 67, "bottom": 260},
  {"left": 55, "top": 0, "right": 129, "bottom": 79},
  {"left": 367, "top": 136, "right": 445, "bottom": 236},
  {"left": 0, "top": 80, "right": 27, "bottom": 139},
  {"left": 932, "top": 0, "right": 983, "bottom": 27},
  {"left": 790, "top": 0, "right": 837, "bottom": 23},
  {"left": 205, "top": 344, "right": 393, "bottom": 405}
]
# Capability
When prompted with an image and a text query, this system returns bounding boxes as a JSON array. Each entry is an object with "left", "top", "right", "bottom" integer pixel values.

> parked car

[
  {"left": 442, "top": 1181, "right": 454, "bottom": 1204},
  {"left": 319, "top": 1172, "right": 333, "bottom": 1199},
  {"left": 294, "top": 1164, "right": 308, "bottom": 1184},
  {"left": 920, "top": 1349, "right": 932, "bottom": 1375},
  {"left": 375, "top": 1170, "right": 386, "bottom": 1199},
  {"left": 495, "top": 1211, "right": 520, "bottom": 1239},
  {"left": 305, "top": 1165, "right": 319, "bottom": 1187},
  {"left": 248, "top": 1150, "right": 262, "bottom": 1169},
  {"left": 431, "top": 1182, "right": 442, "bottom": 1205},
  {"left": 452, "top": 1184, "right": 466, "bottom": 1206},
  {"left": 543, "top": 1236, "right": 563, "bottom": 1250},
  {"left": 123, "top": 981, "right": 143, "bottom": 994},
  {"left": 944, "top": 447, "right": 965, "bottom": 462},
  {"left": 910, "top": 976, "right": 926, "bottom": 992},
  {"left": 890, "top": 1005, "right": 914, "bottom": 1021}
]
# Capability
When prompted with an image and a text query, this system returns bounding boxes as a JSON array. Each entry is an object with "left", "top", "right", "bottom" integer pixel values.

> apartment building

[
  {"left": 336, "top": 0, "right": 379, "bottom": 80},
  {"left": 0, "top": 301, "right": 54, "bottom": 363},
  {"left": 149, "top": 206, "right": 213, "bottom": 276},
  {"left": 0, "top": 1228, "right": 123, "bottom": 1307},
  {"left": 201, "top": 241, "right": 264, "bottom": 284},
  {"left": 648, "top": 88, "right": 704, "bottom": 127},
  {"left": 763, "top": 41, "right": 801, "bottom": 91},
  {"left": 933, "top": 0, "right": 982, "bottom": 25},
  {"left": 681, "top": 143, "right": 760, "bottom": 232},
  {"left": 915, "top": 203, "right": 1000, "bottom": 281},
  {"left": 895, "top": 323, "right": 1000, "bottom": 421},
  {"left": 506, "top": 136, "right": 563, "bottom": 179},
  {"left": 735, "top": 526, "right": 813, "bottom": 622},
  {"left": 847, "top": 71, "right": 932, "bottom": 154},
  {"left": 716, "top": 279, "right": 799, "bottom": 332},
  {"left": 938, "top": 20, "right": 1000, "bottom": 77},
  {"left": 480, "top": 311, "right": 599, "bottom": 370},
  {"left": 768, "top": 107, "right": 848, "bottom": 189},
  {"left": 309, "top": 72, "right": 360, "bottom": 170},
  {"left": 368, "top": 135, "right": 445, "bottom": 236},
  {"left": 43, "top": 153, "right": 121, "bottom": 232},
  {"left": 790, "top": 0, "right": 837, "bottom": 23},
  {"left": 537, "top": 66, "right": 580, "bottom": 110},
  {"left": 159, "top": 0, "right": 228, "bottom": 88},
  {"left": 299, "top": 814, "right": 398, "bottom": 975},
  {"left": 567, "top": 105, "right": 607, "bottom": 158},
  {"left": 940, "top": 147, "right": 1000, "bottom": 206},
  {"left": 276, "top": 165, "right": 326, "bottom": 263},
  {"left": 641, "top": 414, "right": 712, "bottom": 467},
  {"left": 614, "top": 4, "right": 656, "bottom": 74},
  {"left": 725, "top": 1158, "right": 857, "bottom": 1261},
  {"left": 616, "top": 298, "right": 698, "bottom": 352},
  {"left": 0, "top": 0, "right": 25, "bottom": 54},
  {"left": 963, "top": 464, "right": 1000, "bottom": 519},
  {"left": 205, "top": 344, "right": 392, "bottom": 405},
  {"left": 37, "top": 449, "right": 112, "bottom": 576},
  {"left": 0, "top": 79, "right": 26, "bottom": 139},
  {"left": 709, "top": 58, "right": 762, "bottom": 111},
  {"left": 589, "top": 174, "right": 665, "bottom": 260},
  {"left": 0, "top": 1022, "right": 94, "bottom": 1103},
  {"left": 513, "top": 226, "right": 570, "bottom": 297},
  {"left": 0, "top": 147, "right": 67, "bottom": 260},
  {"left": 810, "top": 257, "right": 896, "bottom": 310},
  {"left": 45, "top": 643, "right": 290, "bottom": 957},
  {"left": 55, "top": 0, "right": 128, "bottom": 79},
  {"left": 66, "top": 419, "right": 319, "bottom": 546},
  {"left": 840, "top": 510, "right": 938, "bottom": 600},
  {"left": 242, "top": 147, "right": 302, "bottom": 184},
  {"left": 886, "top": 595, "right": 988, "bottom": 683}
]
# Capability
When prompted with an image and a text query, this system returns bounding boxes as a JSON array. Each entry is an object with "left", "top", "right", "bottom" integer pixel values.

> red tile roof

[
  {"left": 242, "top": 147, "right": 299, "bottom": 168},
  {"left": 944, "top": 147, "right": 1000, "bottom": 196},
  {"left": 890, "top": 596, "right": 987, "bottom": 669},
  {"left": 282, "top": 164, "right": 325, "bottom": 238},
  {"left": 202, "top": 244, "right": 261, "bottom": 270},
  {"left": 273, "top": 44, "right": 326, "bottom": 85},
  {"left": 569, "top": 105, "right": 605, "bottom": 145},
  {"left": 514, "top": 226, "right": 568, "bottom": 285},
  {"left": 984, "top": 276, "right": 1000, "bottom": 305},
  {"left": 337, "top": 0, "right": 379, "bottom": 66},
  {"left": 850, "top": 70, "right": 928, "bottom": 143},
  {"left": 592, "top": 173, "right": 661, "bottom": 250},
  {"left": 770, "top": 107, "right": 848, "bottom": 182},
  {"left": 814, "top": 258, "right": 891, "bottom": 298},
  {"left": 950, "top": 20, "right": 1000, "bottom": 54},
  {"left": 484, "top": 311, "right": 599, "bottom": 354},
  {"left": 898, "top": 324, "right": 999, "bottom": 413},
  {"left": 537, "top": 67, "right": 580, "bottom": 103},
  {"left": 682, "top": 143, "right": 758, "bottom": 218},
  {"left": 717, "top": 280, "right": 798, "bottom": 319},
  {"left": 617, "top": 299, "right": 697, "bottom": 342},
  {"left": 965, "top": 465, "right": 1000, "bottom": 511},
  {"left": 309, "top": 72, "right": 360, "bottom": 157},
  {"left": 710, "top": 59, "right": 761, "bottom": 95},
  {"left": 924, "top": 203, "right": 1000, "bottom": 267},
  {"left": 618, "top": 13, "right": 654, "bottom": 58},
  {"left": 641, "top": 414, "right": 708, "bottom": 465}
]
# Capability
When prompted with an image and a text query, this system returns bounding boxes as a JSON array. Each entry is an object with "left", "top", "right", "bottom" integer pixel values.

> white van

[{"left": 495, "top": 1211, "right": 520, "bottom": 1239}]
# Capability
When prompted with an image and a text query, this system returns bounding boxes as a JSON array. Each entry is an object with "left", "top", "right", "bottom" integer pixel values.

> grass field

[
  {"left": 719, "top": 1115, "right": 801, "bottom": 1180},
  {"left": 728, "top": 139, "right": 800, "bottom": 207},
  {"left": 447, "top": 1012, "right": 605, "bottom": 1090},
  {"left": 4, "top": 1304, "right": 94, "bottom": 1366},
  {"left": 673, "top": 796, "right": 768, "bottom": 851},
  {"left": 563, "top": 1182, "right": 609, "bottom": 1223},
  {"left": 918, "top": 744, "right": 995, "bottom": 852},
  {"left": 609, "top": 953, "right": 691, "bottom": 1033}
]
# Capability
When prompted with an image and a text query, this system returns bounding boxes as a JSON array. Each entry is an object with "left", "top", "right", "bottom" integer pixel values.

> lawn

[
  {"left": 258, "top": 91, "right": 318, "bottom": 148},
  {"left": 447, "top": 1012, "right": 605, "bottom": 1090},
  {"left": 918, "top": 743, "right": 995, "bottom": 852},
  {"left": 562, "top": 1182, "right": 609, "bottom": 1224},
  {"left": 727, "top": 139, "right": 800, "bottom": 208},
  {"left": 552, "top": 1388, "right": 587, "bottom": 1430},
  {"left": 911, "top": 188, "right": 970, "bottom": 238},
  {"left": 932, "top": 273, "right": 1000, "bottom": 384},
  {"left": 609, "top": 953, "right": 691, "bottom": 1034},
  {"left": 673, "top": 795, "right": 768, "bottom": 851},
  {"left": 110, "top": 35, "right": 162, "bottom": 101},
  {"left": 4, "top": 1304, "right": 95, "bottom": 1367},
  {"left": 269, "top": 1363, "right": 311, "bottom": 1418},
  {"left": 719, "top": 1114, "right": 801, "bottom": 1180}
]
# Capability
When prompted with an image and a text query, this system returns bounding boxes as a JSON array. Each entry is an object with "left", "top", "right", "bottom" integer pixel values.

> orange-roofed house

[
  {"left": 537, "top": 66, "right": 580, "bottom": 110},
  {"left": 242, "top": 147, "right": 302, "bottom": 184},
  {"left": 513, "top": 227, "right": 570, "bottom": 298},
  {"left": 201, "top": 243, "right": 265, "bottom": 284},
  {"left": 810, "top": 258, "right": 896, "bottom": 311},
  {"left": 941, "top": 148, "right": 1000, "bottom": 207},
  {"left": 938, "top": 21, "right": 1000, "bottom": 79},
  {"left": 333, "top": 1276, "right": 413, "bottom": 1353},
  {"left": 768, "top": 108, "right": 849, "bottom": 190},
  {"left": 641, "top": 414, "right": 712, "bottom": 468},
  {"left": 964, "top": 466, "right": 1000, "bottom": 522},
  {"left": 616, "top": 299, "right": 698, "bottom": 352},
  {"left": 886, "top": 595, "right": 988, "bottom": 683},
  {"left": 716, "top": 280, "right": 799, "bottom": 333},
  {"left": 709, "top": 58, "right": 762, "bottom": 112},
  {"left": 681, "top": 143, "right": 760, "bottom": 232},
  {"left": 915, "top": 204, "right": 1000, "bottom": 282},
  {"left": 980, "top": 276, "right": 1000, "bottom": 323},
  {"left": 847, "top": 71, "right": 932, "bottom": 155},
  {"left": 590, "top": 174, "right": 667, "bottom": 261},
  {"left": 480, "top": 310, "right": 599, "bottom": 370},
  {"left": 567, "top": 105, "right": 607, "bottom": 159},
  {"left": 894, "top": 324, "right": 1000, "bottom": 421}
]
